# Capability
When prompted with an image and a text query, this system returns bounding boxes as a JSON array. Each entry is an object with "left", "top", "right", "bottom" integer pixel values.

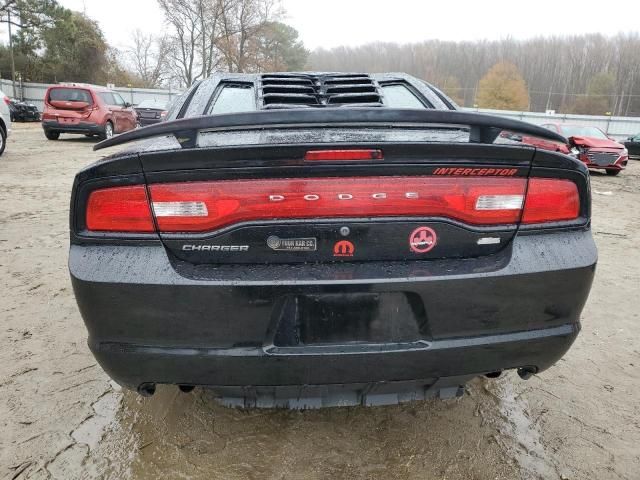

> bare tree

[
  {"left": 155, "top": 0, "right": 283, "bottom": 85},
  {"left": 158, "top": 0, "right": 203, "bottom": 86},
  {"left": 197, "top": 0, "right": 227, "bottom": 78},
  {"left": 308, "top": 34, "right": 640, "bottom": 115},
  {"left": 128, "top": 30, "right": 170, "bottom": 88},
  {"left": 216, "top": 0, "right": 281, "bottom": 72}
]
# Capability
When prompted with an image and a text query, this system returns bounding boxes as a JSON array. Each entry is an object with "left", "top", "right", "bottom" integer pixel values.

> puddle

[
  {"left": 492, "top": 375, "right": 558, "bottom": 480},
  {"left": 80, "top": 381, "right": 520, "bottom": 479}
]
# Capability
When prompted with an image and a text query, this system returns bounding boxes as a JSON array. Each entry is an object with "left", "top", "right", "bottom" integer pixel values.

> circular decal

[
  {"left": 409, "top": 227, "right": 437, "bottom": 254},
  {"left": 266, "top": 236, "right": 282, "bottom": 249},
  {"left": 333, "top": 240, "right": 355, "bottom": 257}
]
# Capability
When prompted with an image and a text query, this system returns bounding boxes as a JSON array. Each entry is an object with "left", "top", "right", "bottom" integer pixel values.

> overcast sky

[{"left": 45, "top": 0, "right": 640, "bottom": 51}]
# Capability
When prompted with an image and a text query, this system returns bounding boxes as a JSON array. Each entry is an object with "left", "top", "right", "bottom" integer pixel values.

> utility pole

[
  {"left": 624, "top": 71, "right": 634, "bottom": 117},
  {"left": 7, "top": 9, "right": 17, "bottom": 98},
  {"left": 545, "top": 84, "right": 553, "bottom": 112}
]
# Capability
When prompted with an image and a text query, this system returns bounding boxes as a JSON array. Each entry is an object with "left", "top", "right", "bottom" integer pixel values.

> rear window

[
  {"left": 559, "top": 125, "right": 608, "bottom": 140},
  {"left": 382, "top": 84, "right": 426, "bottom": 109},
  {"left": 208, "top": 84, "right": 256, "bottom": 115},
  {"left": 48, "top": 88, "right": 92, "bottom": 104},
  {"left": 136, "top": 100, "right": 168, "bottom": 110}
]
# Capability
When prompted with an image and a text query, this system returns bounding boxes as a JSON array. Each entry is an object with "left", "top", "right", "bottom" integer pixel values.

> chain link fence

[
  {"left": 0, "top": 79, "right": 181, "bottom": 113},
  {"left": 467, "top": 108, "right": 639, "bottom": 141}
]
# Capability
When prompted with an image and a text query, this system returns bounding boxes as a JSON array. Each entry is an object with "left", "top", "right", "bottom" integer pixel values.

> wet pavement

[{"left": 1, "top": 124, "right": 639, "bottom": 479}]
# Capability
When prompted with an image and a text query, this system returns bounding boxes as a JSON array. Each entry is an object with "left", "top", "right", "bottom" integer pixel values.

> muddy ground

[{"left": 1, "top": 123, "right": 638, "bottom": 479}]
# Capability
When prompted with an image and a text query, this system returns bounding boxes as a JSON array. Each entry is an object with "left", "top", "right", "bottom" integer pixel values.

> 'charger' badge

[{"left": 409, "top": 227, "right": 437, "bottom": 254}]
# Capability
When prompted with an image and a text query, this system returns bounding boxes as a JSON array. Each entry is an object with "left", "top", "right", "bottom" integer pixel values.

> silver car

[{"left": 0, "top": 89, "right": 13, "bottom": 156}]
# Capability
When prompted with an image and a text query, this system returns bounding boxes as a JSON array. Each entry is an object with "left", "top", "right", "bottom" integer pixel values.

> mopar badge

[
  {"left": 267, "top": 236, "right": 317, "bottom": 252},
  {"left": 409, "top": 227, "right": 437, "bottom": 254},
  {"left": 333, "top": 240, "right": 355, "bottom": 257}
]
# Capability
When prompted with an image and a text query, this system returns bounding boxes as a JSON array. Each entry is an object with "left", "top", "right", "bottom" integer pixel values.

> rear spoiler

[{"left": 93, "top": 108, "right": 568, "bottom": 151}]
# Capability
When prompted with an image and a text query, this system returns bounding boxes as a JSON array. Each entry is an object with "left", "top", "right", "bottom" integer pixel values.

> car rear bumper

[
  {"left": 12, "top": 111, "right": 40, "bottom": 121},
  {"left": 138, "top": 117, "right": 162, "bottom": 127},
  {"left": 42, "top": 120, "right": 104, "bottom": 135},
  {"left": 70, "top": 229, "right": 596, "bottom": 404},
  {"left": 91, "top": 325, "right": 578, "bottom": 407}
]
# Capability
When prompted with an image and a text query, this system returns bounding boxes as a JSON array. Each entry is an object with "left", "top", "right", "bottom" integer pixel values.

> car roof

[
  {"left": 52, "top": 83, "right": 112, "bottom": 93},
  {"left": 188, "top": 72, "right": 455, "bottom": 112},
  {"left": 136, "top": 99, "right": 168, "bottom": 107},
  {"left": 554, "top": 124, "right": 603, "bottom": 129}
]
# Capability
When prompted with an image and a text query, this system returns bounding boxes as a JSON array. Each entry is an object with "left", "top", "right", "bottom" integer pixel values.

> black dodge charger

[{"left": 69, "top": 73, "right": 596, "bottom": 408}]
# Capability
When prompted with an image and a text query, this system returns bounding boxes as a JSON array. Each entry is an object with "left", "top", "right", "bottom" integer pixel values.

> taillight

[
  {"left": 148, "top": 177, "right": 529, "bottom": 233},
  {"left": 86, "top": 185, "right": 154, "bottom": 232},
  {"left": 3, "top": 96, "right": 11, "bottom": 106},
  {"left": 522, "top": 178, "right": 580, "bottom": 224},
  {"left": 83, "top": 177, "right": 581, "bottom": 234}
]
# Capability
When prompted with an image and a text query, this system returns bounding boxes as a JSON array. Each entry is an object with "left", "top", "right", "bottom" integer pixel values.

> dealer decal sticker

[{"left": 267, "top": 236, "right": 317, "bottom": 252}]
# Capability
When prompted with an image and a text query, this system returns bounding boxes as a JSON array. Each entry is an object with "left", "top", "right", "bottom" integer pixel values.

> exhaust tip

[
  {"left": 137, "top": 383, "right": 156, "bottom": 397},
  {"left": 517, "top": 367, "right": 537, "bottom": 380},
  {"left": 178, "top": 384, "right": 195, "bottom": 393}
]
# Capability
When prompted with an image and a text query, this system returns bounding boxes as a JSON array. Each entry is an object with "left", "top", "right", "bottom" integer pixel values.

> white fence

[
  {"left": 0, "top": 79, "right": 182, "bottom": 112},
  {"left": 467, "top": 108, "right": 638, "bottom": 141},
  {"left": 2, "top": 78, "right": 639, "bottom": 140}
]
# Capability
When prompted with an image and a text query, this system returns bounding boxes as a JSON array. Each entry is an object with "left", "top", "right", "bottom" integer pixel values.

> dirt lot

[{"left": 1, "top": 123, "right": 639, "bottom": 480}]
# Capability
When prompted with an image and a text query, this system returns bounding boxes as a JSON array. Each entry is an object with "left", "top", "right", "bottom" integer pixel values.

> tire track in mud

[{"left": 488, "top": 377, "right": 560, "bottom": 480}]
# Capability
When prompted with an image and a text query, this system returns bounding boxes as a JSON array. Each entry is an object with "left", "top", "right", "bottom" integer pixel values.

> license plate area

[{"left": 267, "top": 292, "right": 430, "bottom": 354}]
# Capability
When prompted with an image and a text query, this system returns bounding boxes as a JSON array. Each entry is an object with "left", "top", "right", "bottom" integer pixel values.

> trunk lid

[
  {"left": 46, "top": 87, "right": 94, "bottom": 120},
  {"left": 138, "top": 132, "right": 535, "bottom": 264}
]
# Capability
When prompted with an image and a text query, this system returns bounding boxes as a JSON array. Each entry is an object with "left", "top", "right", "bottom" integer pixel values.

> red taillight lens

[
  {"left": 522, "top": 178, "right": 580, "bottom": 224},
  {"left": 304, "top": 149, "right": 383, "bottom": 161},
  {"left": 148, "top": 177, "right": 528, "bottom": 233},
  {"left": 86, "top": 185, "right": 155, "bottom": 232},
  {"left": 84, "top": 177, "right": 581, "bottom": 234},
  {"left": 3, "top": 96, "right": 11, "bottom": 106}
]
